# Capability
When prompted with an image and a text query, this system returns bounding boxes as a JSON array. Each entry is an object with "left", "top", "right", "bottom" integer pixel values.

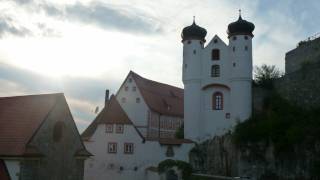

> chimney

[{"left": 105, "top": 89, "right": 109, "bottom": 107}]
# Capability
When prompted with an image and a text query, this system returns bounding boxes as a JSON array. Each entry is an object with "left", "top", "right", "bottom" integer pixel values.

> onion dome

[
  {"left": 181, "top": 18, "right": 207, "bottom": 42},
  {"left": 227, "top": 14, "right": 255, "bottom": 37}
]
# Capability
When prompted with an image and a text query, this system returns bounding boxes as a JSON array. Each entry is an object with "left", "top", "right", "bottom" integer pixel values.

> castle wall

[
  {"left": 274, "top": 64, "right": 320, "bottom": 109},
  {"left": 285, "top": 37, "right": 320, "bottom": 74}
]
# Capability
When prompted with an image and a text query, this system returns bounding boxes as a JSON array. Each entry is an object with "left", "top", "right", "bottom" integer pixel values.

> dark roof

[
  {"left": 0, "top": 93, "right": 62, "bottom": 156},
  {"left": 130, "top": 71, "right": 184, "bottom": 117},
  {"left": 181, "top": 20, "right": 207, "bottom": 42},
  {"left": 81, "top": 95, "right": 133, "bottom": 140},
  {"left": 227, "top": 15, "right": 255, "bottom": 37},
  {"left": 0, "top": 160, "right": 10, "bottom": 180}
]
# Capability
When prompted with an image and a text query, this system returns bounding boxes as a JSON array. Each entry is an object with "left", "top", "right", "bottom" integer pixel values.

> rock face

[{"left": 189, "top": 134, "right": 320, "bottom": 180}]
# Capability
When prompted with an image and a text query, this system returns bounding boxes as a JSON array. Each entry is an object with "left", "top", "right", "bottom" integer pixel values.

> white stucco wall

[
  {"left": 117, "top": 74, "right": 149, "bottom": 128},
  {"left": 84, "top": 124, "right": 193, "bottom": 180},
  {"left": 4, "top": 160, "right": 20, "bottom": 180},
  {"left": 183, "top": 34, "right": 253, "bottom": 142}
]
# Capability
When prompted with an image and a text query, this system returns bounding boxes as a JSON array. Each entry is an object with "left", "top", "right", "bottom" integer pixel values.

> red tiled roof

[
  {"left": 0, "top": 93, "right": 61, "bottom": 156},
  {"left": 81, "top": 95, "right": 133, "bottom": 140},
  {"left": 0, "top": 160, "right": 10, "bottom": 180},
  {"left": 130, "top": 71, "right": 184, "bottom": 117}
]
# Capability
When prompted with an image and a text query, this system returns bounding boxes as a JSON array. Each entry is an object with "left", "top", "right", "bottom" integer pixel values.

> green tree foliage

[
  {"left": 158, "top": 159, "right": 193, "bottom": 179},
  {"left": 233, "top": 93, "right": 320, "bottom": 154},
  {"left": 254, "top": 64, "right": 283, "bottom": 89},
  {"left": 175, "top": 123, "right": 184, "bottom": 139}
]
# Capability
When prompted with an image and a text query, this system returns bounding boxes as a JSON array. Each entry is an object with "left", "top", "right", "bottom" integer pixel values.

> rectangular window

[
  {"left": 116, "top": 124, "right": 124, "bottom": 133},
  {"left": 106, "top": 124, "right": 113, "bottom": 133},
  {"left": 212, "top": 49, "right": 220, "bottom": 60},
  {"left": 108, "top": 143, "right": 117, "bottom": 153},
  {"left": 124, "top": 143, "right": 134, "bottom": 154},
  {"left": 211, "top": 65, "right": 220, "bottom": 77}
]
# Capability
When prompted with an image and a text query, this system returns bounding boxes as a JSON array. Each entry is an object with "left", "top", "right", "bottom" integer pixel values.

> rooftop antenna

[
  {"left": 193, "top": 16, "right": 195, "bottom": 23},
  {"left": 239, "top": 9, "right": 242, "bottom": 17}
]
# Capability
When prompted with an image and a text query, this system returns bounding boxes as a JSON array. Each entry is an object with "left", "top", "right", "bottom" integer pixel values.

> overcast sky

[{"left": 1, "top": 0, "right": 319, "bottom": 132}]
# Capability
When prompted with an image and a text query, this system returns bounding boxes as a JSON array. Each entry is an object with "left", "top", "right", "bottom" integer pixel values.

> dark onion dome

[
  {"left": 181, "top": 20, "right": 207, "bottom": 42},
  {"left": 227, "top": 15, "right": 255, "bottom": 37}
]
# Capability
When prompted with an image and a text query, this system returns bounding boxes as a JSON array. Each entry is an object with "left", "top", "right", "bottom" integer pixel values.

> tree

[{"left": 254, "top": 64, "right": 283, "bottom": 89}]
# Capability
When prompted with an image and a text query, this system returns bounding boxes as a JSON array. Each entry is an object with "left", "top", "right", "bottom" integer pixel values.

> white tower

[
  {"left": 228, "top": 13, "right": 255, "bottom": 122},
  {"left": 181, "top": 18, "right": 207, "bottom": 141}
]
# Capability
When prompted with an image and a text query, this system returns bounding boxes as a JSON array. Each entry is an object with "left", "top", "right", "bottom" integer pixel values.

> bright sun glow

[{"left": 0, "top": 25, "right": 143, "bottom": 78}]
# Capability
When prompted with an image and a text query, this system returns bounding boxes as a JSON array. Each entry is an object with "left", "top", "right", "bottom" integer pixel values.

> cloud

[
  {"left": 38, "top": 1, "right": 163, "bottom": 34},
  {"left": 0, "top": 16, "right": 32, "bottom": 38}
]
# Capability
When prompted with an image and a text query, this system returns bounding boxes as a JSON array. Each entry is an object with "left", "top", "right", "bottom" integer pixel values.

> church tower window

[
  {"left": 211, "top": 49, "right": 220, "bottom": 60},
  {"left": 212, "top": 92, "right": 223, "bottom": 110},
  {"left": 211, "top": 65, "right": 220, "bottom": 77}
]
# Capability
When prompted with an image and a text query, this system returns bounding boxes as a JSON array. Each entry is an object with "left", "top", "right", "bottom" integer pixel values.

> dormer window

[
  {"left": 211, "top": 49, "right": 220, "bottom": 60},
  {"left": 211, "top": 65, "right": 220, "bottom": 77},
  {"left": 106, "top": 124, "right": 113, "bottom": 133}
]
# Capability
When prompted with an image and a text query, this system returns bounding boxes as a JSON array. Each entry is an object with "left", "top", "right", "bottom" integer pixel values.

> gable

[{"left": 0, "top": 94, "right": 59, "bottom": 156}]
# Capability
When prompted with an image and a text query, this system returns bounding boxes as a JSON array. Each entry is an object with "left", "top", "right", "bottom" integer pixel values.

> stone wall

[
  {"left": 285, "top": 37, "right": 320, "bottom": 74},
  {"left": 189, "top": 134, "right": 320, "bottom": 180},
  {"left": 274, "top": 63, "right": 320, "bottom": 109}
]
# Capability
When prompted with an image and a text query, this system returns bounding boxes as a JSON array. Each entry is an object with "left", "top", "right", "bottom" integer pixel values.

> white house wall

[
  {"left": 84, "top": 124, "right": 193, "bottom": 180},
  {"left": 4, "top": 160, "right": 20, "bottom": 180},
  {"left": 116, "top": 74, "right": 149, "bottom": 128}
]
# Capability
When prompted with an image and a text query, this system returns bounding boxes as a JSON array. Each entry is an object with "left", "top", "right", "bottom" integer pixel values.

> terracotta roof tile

[
  {"left": 81, "top": 95, "right": 132, "bottom": 140},
  {"left": 130, "top": 71, "right": 183, "bottom": 117},
  {"left": 0, "top": 93, "right": 61, "bottom": 156}
]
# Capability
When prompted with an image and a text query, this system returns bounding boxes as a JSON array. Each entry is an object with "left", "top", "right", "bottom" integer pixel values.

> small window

[
  {"left": 187, "top": 40, "right": 191, "bottom": 44},
  {"left": 124, "top": 143, "right": 134, "bottom": 154},
  {"left": 212, "top": 92, "right": 223, "bottom": 110},
  {"left": 136, "top": 98, "right": 140, "bottom": 103},
  {"left": 184, "top": 64, "right": 187, "bottom": 69},
  {"left": 245, "top": 46, "right": 248, "bottom": 51},
  {"left": 193, "top": 50, "right": 196, "bottom": 54},
  {"left": 211, "top": 65, "right": 220, "bottom": 77},
  {"left": 244, "top": 36, "right": 248, "bottom": 40},
  {"left": 166, "top": 146, "right": 174, "bottom": 157},
  {"left": 116, "top": 124, "right": 124, "bottom": 134},
  {"left": 232, "top": 46, "right": 236, "bottom": 52},
  {"left": 226, "top": 113, "right": 231, "bottom": 119},
  {"left": 233, "top": 62, "right": 236, "bottom": 67},
  {"left": 232, "top": 36, "right": 237, "bottom": 41},
  {"left": 124, "top": 86, "right": 129, "bottom": 91},
  {"left": 121, "top": 97, "right": 126, "bottom": 103},
  {"left": 128, "top": 78, "right": 132, "bottom": 83},
  {"left": 106, "top": 124, "right": 113, "bottom": 133},
  {"left": 132, "top": 87, "right": 136, "bottom": 91},
  {"left": 53, "top": 121, "right": 64, "bottom": 142},
  {"left": 213, "top": 39, "right": 218, "bottom": 43},
  {"left": 108, "top": 143, "right": 117, "bottom": 153},
  {"left": 211, "top": 49, "right": 220, "bottom": 60}
]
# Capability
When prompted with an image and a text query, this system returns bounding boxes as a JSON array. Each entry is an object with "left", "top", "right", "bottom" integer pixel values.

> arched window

[
  {"left": 211, "top": 65, "right": 220, "bottom": 77},
  {"left": 212, "top": 92, "right": 223, "bottom": 110},
  {"left": 53, "top": 121, "right": 65, "bottom": 142},
  {"left": 211, "top": 49, "right": 220, "bottom": 60}
]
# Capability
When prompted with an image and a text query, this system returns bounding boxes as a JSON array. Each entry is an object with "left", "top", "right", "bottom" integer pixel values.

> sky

[{"left": 0, "top": 0, "right": 319, "bottom": 132}]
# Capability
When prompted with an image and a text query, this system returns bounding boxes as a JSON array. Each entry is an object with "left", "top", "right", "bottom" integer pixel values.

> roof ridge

[
  {"left": 130, "top": 71, "right": 183, "bottom": 91},
  {"left": 0, "top": 93, "right": 64, "bottom": 99}
]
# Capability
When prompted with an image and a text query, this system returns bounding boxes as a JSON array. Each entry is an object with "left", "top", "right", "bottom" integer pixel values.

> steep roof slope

[
  {"left": 130, "top": 71, "right": 184, "bottom": 117},
  {"left": 0, "top": 93, "right": 61, "bottom": 156},
  {"left": 81, "top": 95, "right": 132, "bottom": 140}
]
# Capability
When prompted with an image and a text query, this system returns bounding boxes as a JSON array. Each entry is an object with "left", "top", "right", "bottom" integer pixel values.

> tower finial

[
  {"left": 193, "top": 16, "right": 195, "bottom": 24},
  {"left": 239, "top": 9, "right": 242, "bottom": 17}
]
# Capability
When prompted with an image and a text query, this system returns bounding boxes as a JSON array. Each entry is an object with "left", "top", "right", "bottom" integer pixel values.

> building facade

[
  {"left": 182, "top": 15, "right": 255, "bottom": 141},
  {"left": 82, "top": 72, "right": 193, "bottom": 180},
  {"left": 0, "top": 94, "right": 91, "bottom": 180}
]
